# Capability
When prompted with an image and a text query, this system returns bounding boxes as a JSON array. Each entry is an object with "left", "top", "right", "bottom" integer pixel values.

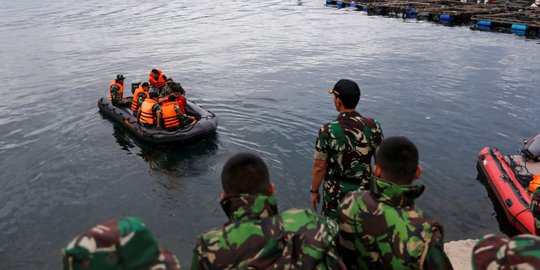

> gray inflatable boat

[{"left": 98, "top": 97, "right": 218, "bottom": 144}]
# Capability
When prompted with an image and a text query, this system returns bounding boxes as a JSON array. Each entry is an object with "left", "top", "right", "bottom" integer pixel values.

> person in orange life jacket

[
  {"left": 137, "top": 92, "right": 161, "bottom": 127},
  {"left": 131, "top": 82, "right": 150, "bottom": 113},
  {"left": 163, "top": 78, "right": 187, "bottom": 113},
  {"left": 109, "top": 74, "right": 131, "bottom": 106},
  {"left": 149, "top": 69, "right": 167, "bottom": 94},
  {"left": 158, "top": 95, "right": 196, "bottom": 130}
]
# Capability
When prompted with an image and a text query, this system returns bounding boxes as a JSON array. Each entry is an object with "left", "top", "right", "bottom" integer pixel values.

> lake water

[{"left": 1, "top": 0, "right": 539, "bottom": 268}]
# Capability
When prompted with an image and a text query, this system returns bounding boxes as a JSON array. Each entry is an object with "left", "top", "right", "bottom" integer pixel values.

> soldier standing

[
  {"left": 310, "top": 79, "right": 383, "bottom": 219},
  {"left": 338, "top": 136, "right": 453, "bottom": 269},
  {"left": 192, "top": 153, "right": 344, "bottom": 269}
]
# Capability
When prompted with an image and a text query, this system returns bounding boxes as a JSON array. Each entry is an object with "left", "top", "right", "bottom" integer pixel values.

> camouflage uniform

[
  {"left": 338, "top": 176, "right": 453, "bottom": 270},
  {"left": 110, "top": 85, "right": 131, "bottom": 106},
  {"left": 314, "top": 111, "right": 383, "bottom": 219},
  {"left": 163, "top": 82, "right": 185, "bottom": 97},
  {"left": 530, "top": 187, "right": 540, "bottom": 234},
  {"left": 153, "top": 87, "right": 167, "bottom": 98},
  {"left": 472, "top": 234, "right": 540, "bottom": 270},
  {"left": 62, "top": 216, "right": 181, "bottom": 270},
  {"left": 192, "top": 194, "right": 343, "bottom": 269}
]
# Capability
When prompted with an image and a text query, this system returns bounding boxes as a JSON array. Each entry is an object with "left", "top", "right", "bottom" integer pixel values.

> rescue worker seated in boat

[
  {"left": 158, "top": 95, "right": 196, "bottom": 130},
  {"left": 109, "top": 74, "right": 131, "bottom": 106},
  {"left": 164, "top": 78, "right": 185, "bottom": 97},
  {"left": 149, "top": 68, "right": 167, "bottom": 95},
  {"left": 530, "top": 187, "right": 540, "bottom": 235},
  {"left": 131, "top": 82, "right": 150, "bottom": 113},
  {"left": 137, "top": 92, "right": 161, "bottom": 128}
]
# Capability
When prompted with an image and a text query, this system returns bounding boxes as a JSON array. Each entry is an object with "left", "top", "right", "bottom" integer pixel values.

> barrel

[
  {"left": 511, "top": 24, "right": 528, "bottom": 36},
  {"left": 477, "top": 20, "right": 492, "bottom": 31},
  {"left": 440, "top": 14, "right": 454, "bottom": 25},
  {"left": 406, "top": 8, "right": 417, "bottom": 19}
]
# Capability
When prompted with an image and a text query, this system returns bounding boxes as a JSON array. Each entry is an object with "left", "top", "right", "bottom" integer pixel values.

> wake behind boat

[{"left": 98, "top": 97, "right": 218, "bottom": 144}]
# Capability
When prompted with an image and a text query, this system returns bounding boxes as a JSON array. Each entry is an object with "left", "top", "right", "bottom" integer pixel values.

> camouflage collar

[
  {"left": 370, "top": 176, "right": 425, "bottom": 207},
  {"left": 220, "top": 194, "right": 278, "bottom": 222},
  {"left": 336, "top": 110, "right": 361, "bottom": 120}
]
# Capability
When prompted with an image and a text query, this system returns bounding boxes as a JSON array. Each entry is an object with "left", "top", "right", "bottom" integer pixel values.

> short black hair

[
  {"left": 141, "top": 82, "right": 149, "bottom": 87},
  {"left": 333, "top": 79, "right": 360, "bottom": 109},
  {"left": 340, "top": 93, "right": 360, "bottom": 109},
  {"left": 151, "top": 69, "right": 159, "bottom": 74},
  {"left": 221, "top": 153, "right": 270, "bottom": 195},
  {"left": 168, "top": 95, "right": 177, "bottom": 102},
  {"left": 375, "top": 136, "right": 419, "bottom": 183},
  {"left": 149, "top": 92, "right": 159, "bottom": 99}
]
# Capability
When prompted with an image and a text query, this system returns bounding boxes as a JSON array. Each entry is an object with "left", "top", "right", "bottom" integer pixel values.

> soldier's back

[{"left": 339, "top": 179, "right": 450, "bottom": 270}]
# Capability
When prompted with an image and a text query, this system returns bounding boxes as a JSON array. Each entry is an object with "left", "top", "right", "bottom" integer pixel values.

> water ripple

[{"left": 1, "top": 0, "right": 540, "bottom": 268}]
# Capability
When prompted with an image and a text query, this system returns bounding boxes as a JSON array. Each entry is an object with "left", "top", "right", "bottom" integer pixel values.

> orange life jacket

[
  {"left": 529, "top": 174, "right": 540, "bottom": 193},
  {"left": 148, "top": 69, "right": 166, "bottom": 89},
  {"left": 161, "top": 101, "right": 181, "bottom": 129},
  {"left": 139, "top": 99, "right": 158, "bottom": 125},
  {"left": 109, "top": 81, "right": 124, "bottom": 101},
  {"left": 131, "top": 85, "right": 150, "bottom": 112}
]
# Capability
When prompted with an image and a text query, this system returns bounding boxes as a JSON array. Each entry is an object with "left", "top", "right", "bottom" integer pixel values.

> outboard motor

[
  {"left": 521, "top": 132, "right": 540, "bottom": 162},
  {"left": 131, "top": 80, "right": 141, "bottom": 94}
]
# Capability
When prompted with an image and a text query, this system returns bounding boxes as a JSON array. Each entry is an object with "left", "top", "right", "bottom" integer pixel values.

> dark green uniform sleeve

[
  {"left": 372, "top": 119, "right": 384, "bottom": 150},
  {"left": 111, "top": 85, "right": 120, "bottom": 103},
  {"left": 136, "top": 93, "right": 146, "bottom": 108},
  {"left": 191, "top": 237, "right": 202, "bottom": 270},
  {"left": 423, "top": 224, "right": 454, "bottom": 270},
  {"left": 175, "top": 105, "right": 192, "bottom": 128}
]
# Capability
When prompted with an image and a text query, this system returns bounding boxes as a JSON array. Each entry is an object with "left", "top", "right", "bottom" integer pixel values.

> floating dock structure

[{"left": 326, "top": 0, "right": 540, "bottom": 38}]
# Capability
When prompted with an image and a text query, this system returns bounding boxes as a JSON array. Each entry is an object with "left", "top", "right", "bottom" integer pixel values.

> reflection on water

[
  {"left": 1, "top": 0, "right": 540, "bottom": 268},
  {"left": 476, "top": 172, "right": 521, "bottom": 237},
  {"left": 111, "top": 125, "right": 219, "bottom": 179}
]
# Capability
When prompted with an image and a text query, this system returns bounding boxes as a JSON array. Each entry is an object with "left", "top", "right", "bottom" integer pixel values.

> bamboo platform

[
  {"left": 471, "top": 10, "right": 540, "bottom": 37},
  {"left": 326, "top": 0, "right": 540, "bottom": 38}
]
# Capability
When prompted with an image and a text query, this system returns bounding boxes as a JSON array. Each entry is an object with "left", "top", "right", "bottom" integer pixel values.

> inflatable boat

[
  {"left": 476, "top": 133, "right": 540, "bottom": 234},
  {"left": 98, "top": 97, "right": 218, "bottom": 144}
]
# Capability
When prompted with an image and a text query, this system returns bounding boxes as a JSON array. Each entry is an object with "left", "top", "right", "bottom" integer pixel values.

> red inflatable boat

[{"left": 476, "top": 133, "right": 540, "bottom": 234}]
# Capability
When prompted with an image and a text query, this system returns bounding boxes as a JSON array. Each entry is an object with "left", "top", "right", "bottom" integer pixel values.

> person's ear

[
  {"left": 220, "top": 192, "right": 226, "bottom": 200},
  {"left": 335, "top": 96, "right": 342, "bottom": 107},
  {"left": 414, "top": 166, "right": 423, "bottom": 180},
  {"left": 269, "top": 182, "right": 275, "bottom": 195},
  {"left": 374, "top": 164, "right": 381, "bottom": 177}
]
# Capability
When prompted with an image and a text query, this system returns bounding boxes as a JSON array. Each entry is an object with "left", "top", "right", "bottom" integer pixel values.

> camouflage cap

[
  {"left": 62, "top": 216, "right": 180, "bottom": 270},
  {"left": 472, "top": 234, "right": 540, "bottom": 270}
]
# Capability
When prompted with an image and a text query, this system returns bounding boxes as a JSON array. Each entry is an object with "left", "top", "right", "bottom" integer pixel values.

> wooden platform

[{"left": 326, "top": 0, "right": 540, "bottom": 38}]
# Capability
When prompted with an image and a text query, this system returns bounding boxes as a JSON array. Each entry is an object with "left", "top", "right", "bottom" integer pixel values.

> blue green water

[{"left": 0, "top": 0, "right": 539, "bottom": 268}]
